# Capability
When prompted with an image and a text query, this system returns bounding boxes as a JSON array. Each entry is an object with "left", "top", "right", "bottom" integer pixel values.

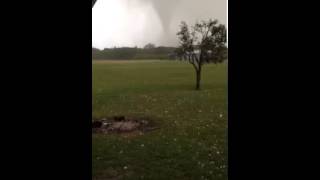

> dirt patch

[{"left": 92, "top": 116, "right": 159, "bottom": 136}]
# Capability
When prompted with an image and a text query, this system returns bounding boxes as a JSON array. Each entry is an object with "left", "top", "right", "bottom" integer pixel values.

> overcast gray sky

[{"left": 92, "top": 0, "right": 227, "bottom": 49}]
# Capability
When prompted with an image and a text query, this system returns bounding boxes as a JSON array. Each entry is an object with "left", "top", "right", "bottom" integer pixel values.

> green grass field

[{"left": 93, "top": 60, "right": 228, "bottom": 180}]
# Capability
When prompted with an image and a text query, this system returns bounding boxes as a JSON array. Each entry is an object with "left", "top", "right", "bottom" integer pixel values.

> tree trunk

[{"left": 195, "top": 68, "right": 201, "bottom": 90}]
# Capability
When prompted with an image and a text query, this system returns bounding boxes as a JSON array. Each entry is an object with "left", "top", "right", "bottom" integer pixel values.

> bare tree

[{"left": 176, "top": 19, "right": 227, "bottom": 90}]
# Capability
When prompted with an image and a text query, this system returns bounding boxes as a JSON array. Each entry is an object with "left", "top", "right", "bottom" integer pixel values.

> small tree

[
  {"left": 176, "top": 19, "right": 227, "bottom": 90},
  {"left": 144, "top": 43, "right": 156, "bottom": 49}
]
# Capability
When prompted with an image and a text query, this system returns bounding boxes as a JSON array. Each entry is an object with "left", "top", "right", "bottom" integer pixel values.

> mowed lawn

[{"left": 92, "top": 60, "right": 228, "bottom": 180}]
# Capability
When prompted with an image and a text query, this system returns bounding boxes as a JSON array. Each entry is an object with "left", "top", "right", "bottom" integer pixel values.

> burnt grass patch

[{"left": 92, "top": 115, "right": 159, "bottom": 135}]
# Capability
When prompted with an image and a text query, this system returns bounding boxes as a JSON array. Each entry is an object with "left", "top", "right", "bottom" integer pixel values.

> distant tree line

[{"left": 92, "top": 45, "right": 177, "bottom": 60}]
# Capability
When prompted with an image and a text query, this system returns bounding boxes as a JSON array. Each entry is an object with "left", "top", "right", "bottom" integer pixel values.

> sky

[{"left": 92, "top": 0, "right": 227, "bottom": 49}]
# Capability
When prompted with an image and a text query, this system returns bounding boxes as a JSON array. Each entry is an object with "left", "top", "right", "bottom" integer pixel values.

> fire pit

[{"left": 92, "top": 116, "right": 158, "bottom": 135}]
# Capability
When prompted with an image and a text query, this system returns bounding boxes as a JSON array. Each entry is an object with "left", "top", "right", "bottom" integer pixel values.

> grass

[{"left": 92, "top": 60, "right": 228, "bottom": 180}]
